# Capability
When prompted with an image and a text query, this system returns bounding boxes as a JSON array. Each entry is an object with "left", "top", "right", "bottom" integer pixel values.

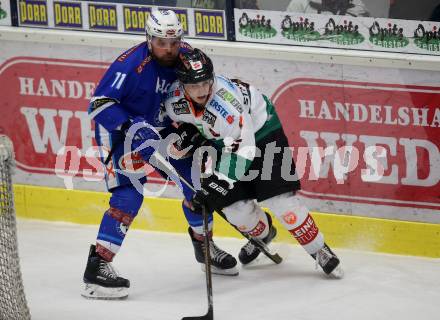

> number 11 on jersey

[{"left": 111, "top": 72, "right": 127, "bottom": 90}]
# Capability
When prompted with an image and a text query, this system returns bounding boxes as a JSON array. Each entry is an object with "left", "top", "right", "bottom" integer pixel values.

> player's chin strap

[{"left": 149, "top": 152, "right": 283, "bottom": 265}]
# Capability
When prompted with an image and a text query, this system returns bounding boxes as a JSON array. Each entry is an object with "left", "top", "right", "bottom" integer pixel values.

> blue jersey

[{"left": 88, "top": 41, "right": 192, "bottom": 131}]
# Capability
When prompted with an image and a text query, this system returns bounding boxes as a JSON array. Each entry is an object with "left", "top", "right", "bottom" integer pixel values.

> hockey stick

[
  {"left": 182, "top": 204, "right": 214, "bottom": 320},
  {"left": 150, "top": 153, "right": 283, "bottom": 265}
]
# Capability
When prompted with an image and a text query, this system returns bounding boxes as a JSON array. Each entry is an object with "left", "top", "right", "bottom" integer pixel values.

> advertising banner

[
  {"left": 1, "top": 36, "right": 439, "bottom": 222},
  {"left": 235, "top": 8, "right": 440, "bottom": 55},
  {"left": 0, "top": 0, "right": 12, "bottom": 26},
  {"left": 16, "top": 0, "right": 226, "bottom": 39},
  {"left": 0, "top": 56, "right": 168, "bottom": 193},
  {"left": 273, "top": 78, "right": 440, "bottom": 211}
]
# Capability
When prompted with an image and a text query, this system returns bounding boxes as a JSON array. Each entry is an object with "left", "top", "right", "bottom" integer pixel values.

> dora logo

[{"left": 282, "top": 212, "right": 297, "bottom": 225}]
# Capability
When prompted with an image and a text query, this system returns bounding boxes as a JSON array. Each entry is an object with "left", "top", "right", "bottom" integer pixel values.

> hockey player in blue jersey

[{"left": 82, "top": 8, "right": 237, "bottom": 300}]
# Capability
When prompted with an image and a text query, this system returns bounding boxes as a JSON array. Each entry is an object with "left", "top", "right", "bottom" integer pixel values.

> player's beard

[{"left": 154, "top": 52, "right": 178, "bottom": 67}]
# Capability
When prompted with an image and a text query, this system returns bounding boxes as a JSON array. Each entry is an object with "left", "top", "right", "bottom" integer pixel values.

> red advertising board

[
  {"left": 0, "top": 57, "right": 165, "bottom": 184},
  {"left": 2, "top": 56, "right": 439, "bottom": 209},
  {"left": 272, "top": 78, "right": 440, "bottom": 209}
]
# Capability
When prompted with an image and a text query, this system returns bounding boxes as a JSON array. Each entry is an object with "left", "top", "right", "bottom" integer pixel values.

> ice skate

[
  {"left": 82, "top": 245, "right": 130, "bottom": 299},
  {"left": 238, "top": 213, "right": 277, "bottom": 265},
  {"left": 312, "top": 243, "right": 344, "bottom": 279},
  {"left": 189, "top": 228, "right": 239, "bottom": 276}
]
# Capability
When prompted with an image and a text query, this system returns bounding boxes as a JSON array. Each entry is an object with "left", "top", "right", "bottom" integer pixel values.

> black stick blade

[
  {"left": 182, "top": 307, "right": 213, "bottom": 320},
  {"left": 250, "top": 238, "right": 283, "bottom": 264},
  {"left": 268, "top": 252, "right": 283, "bottom": 264}
]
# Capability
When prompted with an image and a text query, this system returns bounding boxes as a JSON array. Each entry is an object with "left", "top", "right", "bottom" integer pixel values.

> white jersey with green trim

[{"left": 164, "top": 75, "right": 269, "bottom": 182}]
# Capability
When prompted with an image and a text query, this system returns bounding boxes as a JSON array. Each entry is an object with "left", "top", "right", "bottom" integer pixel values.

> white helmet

[{"left": 146, "top": 8, "right": 183, "bottom": 39}]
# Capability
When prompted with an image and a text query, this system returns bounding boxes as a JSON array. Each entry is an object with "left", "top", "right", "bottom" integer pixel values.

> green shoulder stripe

[{"left": 255, "top": 95, "right": 282, "bottom": 141}]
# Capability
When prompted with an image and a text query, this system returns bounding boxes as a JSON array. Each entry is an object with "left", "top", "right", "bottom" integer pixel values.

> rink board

[
  {"left": 1, "top": 27, "right": 440, "bottom": 224},
  {"left": 14, "top": 184, "right": 440, "bottom": 258}
]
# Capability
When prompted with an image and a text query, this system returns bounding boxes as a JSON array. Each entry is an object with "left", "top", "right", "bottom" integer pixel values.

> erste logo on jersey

[
  {"left": 209, "top": 99, "right": 234, "bottom": 124},
  {"left": 172, "top": 98, "right": 190, "bottom": 115}
]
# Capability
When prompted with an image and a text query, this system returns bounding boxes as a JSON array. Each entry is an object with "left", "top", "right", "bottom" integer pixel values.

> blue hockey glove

[{"left": 126, "top": 117, "right": 160, "bottom": 162}]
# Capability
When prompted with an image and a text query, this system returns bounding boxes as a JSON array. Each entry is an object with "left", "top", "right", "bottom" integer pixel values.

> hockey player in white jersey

[{"left": 164, "top": 49, "right": 343, "bottom": 278}]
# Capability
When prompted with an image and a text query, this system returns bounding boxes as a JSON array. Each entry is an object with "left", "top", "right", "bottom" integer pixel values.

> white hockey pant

[
  {"left": 223, "top": 192, "right": 324, "bottom": 255},
  {"left": 222, "top": 200, "right": 270, "bottom": 239}
]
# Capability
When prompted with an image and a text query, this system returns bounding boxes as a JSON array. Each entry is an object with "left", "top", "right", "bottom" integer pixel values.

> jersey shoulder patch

[
  {"left": 171, "top": 98, "right": 191, "bottom": 115},
  {"left": 231, "top": 78, "right": 252, "bottom": 107},
  {"left": 215, "top": 87, "right": 243, "bottom": 113},
  {"left": 202, "top": 109, "right": 217, "bottom": 126},
  {"left": 164, "top": 82, "right": 188, "bottom": 119},
  {"left": 214, "top": 77, "right": 244, "bottom": 114}
]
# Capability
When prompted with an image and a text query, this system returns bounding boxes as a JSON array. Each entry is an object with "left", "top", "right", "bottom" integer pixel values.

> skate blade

[
  {"left": 81, "top": 283, "right": 129, "bottom": 300},
  {"left": 200, "top": 263, "right": 239, "bottom": 276},
  {"left": 327, "top": 265, "right": 344, "bottom": 279}
]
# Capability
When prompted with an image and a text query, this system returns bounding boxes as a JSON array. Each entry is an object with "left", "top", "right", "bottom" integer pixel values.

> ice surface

[{"left": 16, "top": 219, "right": 440, "bottom": 320}]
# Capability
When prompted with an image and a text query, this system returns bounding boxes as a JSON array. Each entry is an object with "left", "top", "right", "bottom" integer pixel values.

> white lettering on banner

[
  {"left": 20, "top": 107, "right": 72, "bottom": 154},
  {"left": 20, "top": 107, "right": 94, "bottom": 154},
  {"left": 298, "top": 99, "right": 440, "bottom": 128},
  {"left": 300, "top": 131, "right": 359, "bottom": 183},
  {"left": 384, "top": 105, "right": 397, "bottom": 125},
  {"left": 360, "top": 135, "right": 398, "bottom": 184},
  {"left": 352, "top": 103, "right": 368, "bottom": 122},
  {"left": 74, "top": 111, "right": 95, "bottom": 154},
  {"left": 18, "top": 77, "right": 96, "bottom": 99},
  {"left": 273, "top": 79, "right": 440, "bottom": 210},
  {"left": 400, "top": 138, "right": 440, "bottom": 187},
  {"left": 412, "top": 108, "right": 430, "bottom": 126},
  {"left": 55, "top": 146, "right": 104, "bottom": 189},
  {"left": 299, "top": 130, "right": 440, "bottom": 186}
]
